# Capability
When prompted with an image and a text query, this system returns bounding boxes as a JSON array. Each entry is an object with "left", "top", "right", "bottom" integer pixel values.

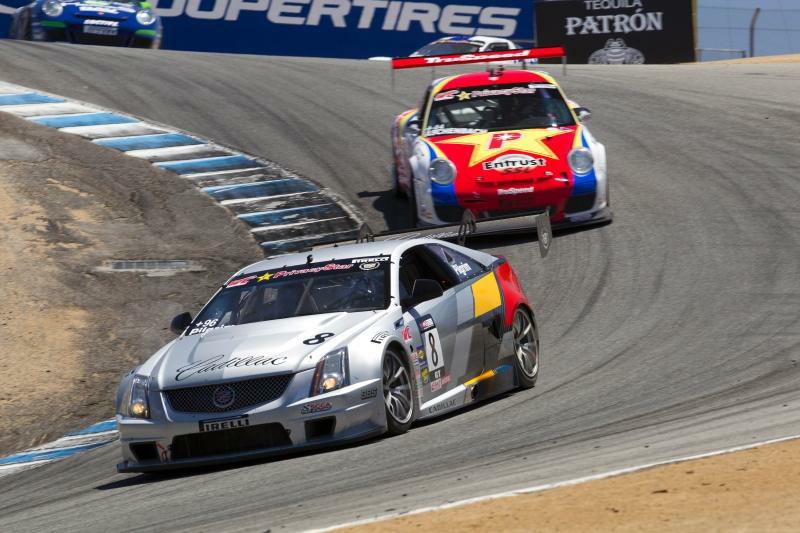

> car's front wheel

[
  {"left": 383, "top": 347, "right": 414, "bottom": 435},
  {"left": 512, "top": 307, "right": 539, "bottom": 388}
]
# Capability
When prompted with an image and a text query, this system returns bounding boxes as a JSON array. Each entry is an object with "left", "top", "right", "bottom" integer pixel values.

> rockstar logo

[
  {"left": 438, "top": 129, "right": 571, "bottom": 167},
  {"left": 257, "top": 272, "right": 273, "bottom": 282},
  {"left": 457, "top": 91, "right": 471, "bottom": 101}
]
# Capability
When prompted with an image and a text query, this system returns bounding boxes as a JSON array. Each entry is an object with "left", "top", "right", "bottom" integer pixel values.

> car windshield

[
  {"left": 187, "top": 258, "right": 389, "bottom": 335},
  {"left": 425, "top": 83, "right": 576, "bottom": 135},
  {"left": 413, "top": 41, "right": 480, "bottom": 56}
]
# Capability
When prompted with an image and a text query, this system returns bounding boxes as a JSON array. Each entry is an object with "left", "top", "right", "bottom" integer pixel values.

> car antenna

[{"left": 306, "top": 254, "right": 313, "bottom": 264}]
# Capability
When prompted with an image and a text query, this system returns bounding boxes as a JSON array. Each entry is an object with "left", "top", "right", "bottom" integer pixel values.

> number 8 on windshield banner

[{"left": 418, "top": 315, "right": 444, "bottom": 381}]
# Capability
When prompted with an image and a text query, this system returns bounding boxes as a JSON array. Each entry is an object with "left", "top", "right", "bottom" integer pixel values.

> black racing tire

[
  {"left": 511, "top": 307, "right": 540, "bottom": 389},
  {"left": 407, "top": 177, "right": 419, "bottom": 228},
  {"left": 16, "top": 10, "right": 33, "bottom": 40},
  {"left": 391, "top": 160, "right": 404, "bottom": 198},
  {"left": 382, "top": 347, "right": 415, "bottom": 435}
]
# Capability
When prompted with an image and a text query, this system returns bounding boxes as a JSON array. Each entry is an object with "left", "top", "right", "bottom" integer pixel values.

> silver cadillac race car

[{"left": 115, "top": 220, "right": 548, "bottom": 472}]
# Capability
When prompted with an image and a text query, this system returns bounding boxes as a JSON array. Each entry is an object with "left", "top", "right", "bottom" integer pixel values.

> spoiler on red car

[
  {"left": 390, "top": 46, "right": 566, "bottom": 71},
  {"left": 388, "top": 46, "right": 567, "bottom": 89}
]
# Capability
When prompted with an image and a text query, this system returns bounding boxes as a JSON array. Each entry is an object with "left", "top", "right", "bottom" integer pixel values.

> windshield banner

[{"left": 0, "top": 0, "right": 534, "bottom": 59}]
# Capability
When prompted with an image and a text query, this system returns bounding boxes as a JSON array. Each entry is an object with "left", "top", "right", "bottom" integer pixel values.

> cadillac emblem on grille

[{"left": 212, "top": 385, "right": 236, "bottom": 409}]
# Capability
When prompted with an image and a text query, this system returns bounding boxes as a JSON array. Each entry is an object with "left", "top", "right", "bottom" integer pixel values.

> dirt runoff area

[
  {"left": 0, "top": 113, "right": 262, "bottom": 455},
  {"left": 343, "top": 437, "right": 800, "bottom": 532}
]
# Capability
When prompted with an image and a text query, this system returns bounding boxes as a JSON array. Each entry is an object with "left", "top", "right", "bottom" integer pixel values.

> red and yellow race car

[{"left": 391, "top": 50, "right": 611, "bottom": 228}]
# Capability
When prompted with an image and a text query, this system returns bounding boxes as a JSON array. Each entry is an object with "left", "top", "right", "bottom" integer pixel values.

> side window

[
  {"left": 487, "top": 42, "right": 510, "bottom": 51},
  {"left": 426, "top": 245, "right": 484, "bottom": 284},
  {"left": 399, "top": 245, "right": 458, "bottom": 301}
]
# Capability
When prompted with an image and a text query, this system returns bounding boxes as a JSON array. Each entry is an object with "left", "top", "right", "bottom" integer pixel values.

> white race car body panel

[{"left": 115, "top": 239, "right": 535, "bottom": 472}]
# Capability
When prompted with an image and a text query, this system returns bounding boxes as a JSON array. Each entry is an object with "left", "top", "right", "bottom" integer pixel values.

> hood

[
  {"left": 428, "top": 126, "right": 578, "bottom": 188},
  {"left": 153, "top": 311, "right": 381, "bottom": 390}
]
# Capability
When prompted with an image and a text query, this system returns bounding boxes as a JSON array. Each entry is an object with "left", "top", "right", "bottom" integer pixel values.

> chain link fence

[{"left": 697, "top": 5, "right": 800, "bottom": 60}]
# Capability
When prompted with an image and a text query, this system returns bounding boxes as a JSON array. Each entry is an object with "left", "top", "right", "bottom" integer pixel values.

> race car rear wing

[
  {"left": 390, "top": 45, "right": 567, "bottom": 85},
  {"left": 315, "top": 210, "right": 552, "bottom": 259}
]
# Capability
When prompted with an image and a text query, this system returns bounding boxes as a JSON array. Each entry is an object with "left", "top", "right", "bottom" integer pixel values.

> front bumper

[
  {"left": 116, "top": 373, "right": 385, "bottom": 473},
  {"left": 33, "top": 21, "right": 159, "bottom": 48}
]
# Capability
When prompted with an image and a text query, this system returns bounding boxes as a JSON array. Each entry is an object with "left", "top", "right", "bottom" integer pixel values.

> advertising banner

[
  {"left": 1, "top": 0, "right": 535, "bottom": 59},
  {"left": 535, "top": 0, "right": 695, "bottom": 64}
]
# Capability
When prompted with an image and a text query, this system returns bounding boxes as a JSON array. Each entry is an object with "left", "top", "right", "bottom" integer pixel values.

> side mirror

[
  {"left": 404, "top": 118, "right": 420, "bottom": 138},
  {"left": 408, "top": 279, "right": 443, "bottom": 307},
  {"left": 170, "top": 312, "right": 192, "bottom": 335},
  {"left": 575, "top": 107, "right": 591, "bottom": 122}
]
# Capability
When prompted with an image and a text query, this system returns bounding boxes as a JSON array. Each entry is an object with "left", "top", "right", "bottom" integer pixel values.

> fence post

[{"left": 749, "top": 7, "right": 761, "bottom": 58}]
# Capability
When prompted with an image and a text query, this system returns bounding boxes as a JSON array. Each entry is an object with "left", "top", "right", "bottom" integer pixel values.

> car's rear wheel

[
  {"left": 407, "top": 177, "right": 419, "bottom": 228},
  {"left": 391, "top": 160, "right": 404, "bottom": 198},
  {"left": 383, "top": 348, "right": 414, "bottom": 435},
  {"left": 512, "top": 308, "right": 539, "bottom": 388}
]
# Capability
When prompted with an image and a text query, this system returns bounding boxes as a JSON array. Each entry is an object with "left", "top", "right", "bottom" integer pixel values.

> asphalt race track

[{"left": 1, "top": 42, "right": 799, "bottom": 532}]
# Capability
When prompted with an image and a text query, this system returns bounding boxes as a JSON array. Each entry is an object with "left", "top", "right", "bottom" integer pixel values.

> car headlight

[
  {"left": 136, "top": 9, "right": 156, "bottom": 25},
  {"left": 124, "top": 375, "right": 151, "bottom": 419},
  {"left": 310, "top": 347, "right": 348, "bottom": 396},
  {"left": 42, "top": 0, "right": 63, "bottom": 17},
  {"left": 568, "top": 147, "right": 594, "bottom": 175},
  {"left": 429, "top": 159, "right": 456, "bottom": 185}
]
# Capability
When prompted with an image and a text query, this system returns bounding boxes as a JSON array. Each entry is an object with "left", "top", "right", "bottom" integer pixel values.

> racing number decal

[
  {"left": 418, "top": 315, "right": 444, "bottom": 376},
  {"left": 303, "top": 332, "right": 334, "bottom": 345}
]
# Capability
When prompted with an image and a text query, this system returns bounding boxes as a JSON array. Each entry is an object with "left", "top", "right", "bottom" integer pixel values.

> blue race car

[{"left": 10, "top": 0, "right": 161, "bottom": 48}]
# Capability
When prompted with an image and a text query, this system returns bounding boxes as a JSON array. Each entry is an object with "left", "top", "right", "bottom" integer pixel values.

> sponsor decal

[
  {"left": 83, "top": 19, "right": 119, "bottom": 26},
  {"left": 402, "top": 325, "right": 412, "bottom": 342},
  {"left": 430, "top": 378, "right": 442, "bottom": 392},
  {"left": 211, "top": 384, "right": 236, "bottom": 409},
  {"left": 175, "top": 354, "right": 288, "bottom": 381},
  {"left": 418, "top": 315, "right": 444, "bottom": 376},
  {"left": 421, "top": 367, "right": 429, "bottom": 383},
  {"left": 360, "top": 387, "right": 378, "bottom": 400},
  {"left": 351, "top": 256, "right": 390, "bottom": 264},
  {"left": 257, "top": 272, "right": 274, "bottom": 282},
  {"left": 302, "top": 332, "right": 335, "bottom": 346},
  {"left": 536, "top": 0, "right": 694, "bottom": 64},
  {"left": 154, "top": 1, "right": 520, "bottom": 38},
  {"left": 276, "top": 263, "right": 354, "bottom": 278},
  {"left": 565, "top": 1, "right": 663, "bottom": 36},
  {"left": 300, "top": 401, "right": 332, "bottom": 415},
  {"left": 188, "top": 318, "right": 221, "bottom": 336},
  {"left": 424, "top": 126, "right": 488, "bottom": 137},
  {"left": 452, "top": 262, "right": 472, "bottom": 277},
  {"left": 497, "top": 187, "right": 535, "bottom": 196},
  {"left": 427, "top": 397, "right": 457, "bottom": 414},
  {"left": 199, "top": 414, "right": 249, "bottom": 432},
  {"left": 424, "top": 49, "right": 531, "bottom": 65},
  {"left": 359, "top": 262, "right": 381, "bottom": 271},
  {"left": 483, "top": 154, "right": 547, "bottom": 172},
  {"left": 371, "top": 331, "right": 390, "bottom": 344},
  {"left": 226, "top": 275, "right": 256, "bottom": 288},
  {"left": 441, "top": 374, "right": 452, "bottom": 386},
  {"left": 439, "top": 129, "right": 570, "bottom": 167}
]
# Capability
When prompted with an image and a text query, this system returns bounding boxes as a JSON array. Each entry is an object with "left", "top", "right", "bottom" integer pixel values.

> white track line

[
  {"left": 123, "top": 144, "right": 222, "bottom": 159},
  {"left": 2, "top": 102, "right": 95, "bottom": 117},
  {"left": 307, "top": 433, "right": 800, "bottom": 533}
]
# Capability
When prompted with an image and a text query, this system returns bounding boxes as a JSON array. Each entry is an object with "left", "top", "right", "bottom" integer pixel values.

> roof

[{"left": 438, "top": 69, "right": 556, "bottom": 91}]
